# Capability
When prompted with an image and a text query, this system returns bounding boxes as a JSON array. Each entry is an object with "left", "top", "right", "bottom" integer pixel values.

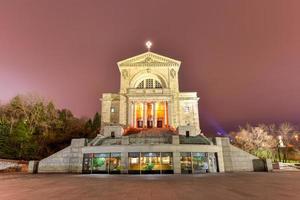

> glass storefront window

[
  {"left": 208, "top": 153, "right": 218, "bottom": 173},
  {"left": 109, "top": 153, "right": 121, "bottom": 174},
  {"left": 192, "top": 152, "right": 208, "bottom": 174},
  {"left": 161, "top": 152, "right": 173, "bottom": 174},
  {"left": 83, "top": 152, "right": 178, "bottom": 174},
  {"left": 93, "top": 153, "right": 110, "bottom": 173},
  {"left": 180, "top": 152, "right": 192, "bottom": 174},
  {"left": 82, "top": 153, "right": 93, "bottom": 174},
  {"left": 128, "top": 152, "right": 140, "bottom": 174},
  {"left": 83, "top": 153, "right": 122, "bottom": 174},
  {"left": 141, "top": 152, "right": 161, "bottom": 174}
]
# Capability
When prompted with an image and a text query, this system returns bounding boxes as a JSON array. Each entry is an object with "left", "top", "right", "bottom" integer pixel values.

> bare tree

[
  {"left": 277, "top": 122, "right": 299, "bottom": 162},
  {"left": 230, "top": 124, "right": 277, "bottom": 159}
]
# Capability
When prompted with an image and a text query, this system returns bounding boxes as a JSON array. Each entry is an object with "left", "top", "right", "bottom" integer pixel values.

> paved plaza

[{"left": 0, "top": 172, "right": 299, "bottom": 200}]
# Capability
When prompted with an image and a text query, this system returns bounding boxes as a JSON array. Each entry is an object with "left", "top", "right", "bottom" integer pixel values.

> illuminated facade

[
  {"left": 101, "top": 46, "right": 200, "bottom": 135},
  {"left": 35, "top": 43, "right": 265, "bottom": 174}
]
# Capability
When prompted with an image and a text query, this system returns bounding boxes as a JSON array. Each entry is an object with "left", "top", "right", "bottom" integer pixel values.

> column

[
  {"left": 168, "top": 101, "right": 172, "bottom": 128},
  {"left": 120, "top": 151, "right": 128, "bottom": 174},
  {"left": 173, "top": 152, "right": 181, "bottom": 174},
  {"left": 164, "top": 101, "right": 168, "bottom": 127},
  {"left": 151, "top": 102, "right": 154, "bottom": 127},
  {"left": 153, "top": 102, "right": 156, "bottom": 127},
  {"left": 128, "top": 101, "right": 132, "bottom": 127},
  {"left": 143, "top": 102, "right": 147, "bottom": 128},
  {"left": 133, "top": 102, "right": 136, "bottom": 128}
]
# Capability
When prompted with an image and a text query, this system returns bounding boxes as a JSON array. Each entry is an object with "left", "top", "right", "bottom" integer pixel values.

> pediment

[{"left": 117, "top": 52, "right": 181, "bottom": 67}]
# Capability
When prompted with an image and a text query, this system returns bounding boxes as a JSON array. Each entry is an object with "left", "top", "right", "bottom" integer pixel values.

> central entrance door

[
  {"left": 147, "top": 120, "right": 153, "bottom": 128},
  {"left": 141, "top": 152, "right": 161, "bottom": 174},
  {"left": 137, "top": 120, "right": 143, "bottom": 128},
  {"left": 180, "top": 152, "right": 192, "bottom": 174},
  {"left": 157, "top": 120, "right": 163, "bottom": 128}
]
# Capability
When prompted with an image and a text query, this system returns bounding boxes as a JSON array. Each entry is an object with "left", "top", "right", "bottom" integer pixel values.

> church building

[
  {"left": 32, "top": 42, "right": 266, "bottom": 174},
  {"left": 101, "top": 41, "right": 200, "bottom": 136}
]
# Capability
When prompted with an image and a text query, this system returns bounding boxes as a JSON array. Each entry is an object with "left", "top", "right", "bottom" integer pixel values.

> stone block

[
  {"left": 265, "top": 159, "right": 273, "bottom": 172},
  {"left": 177, "top": 125, "right": 198, "bottom": 136},
  {"left": 121, "top": 136, "right": 129, "bottom": 145},
  {"left": 28, "top": 160, "right": 39, "bottom": 173},
  {"left": 103, "top": 125, "right": 124, "bottom": 137},
  {"left": 172, "top": 135, "right": 179, "bottom": 144}
]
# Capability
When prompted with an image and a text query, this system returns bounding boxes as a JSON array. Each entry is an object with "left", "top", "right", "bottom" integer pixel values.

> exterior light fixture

[{"left": 146, "top": 41, "right": 152, "bottom": 51}]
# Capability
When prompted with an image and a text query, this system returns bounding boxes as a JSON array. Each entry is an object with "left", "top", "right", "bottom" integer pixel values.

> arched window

[
  {"left": 137, "top": 81, "right": 144, "bottom": 89},
  {"left": 155, "top": 81, "right": 162, "bottom": 88},
  {"left": 136, "top": 78, "right": 162, "bottom": 89}
]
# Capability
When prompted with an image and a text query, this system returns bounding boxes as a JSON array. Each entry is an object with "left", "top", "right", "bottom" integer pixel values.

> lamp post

[
  {"left": 277, "top": 143, "right": 281, "bottom": 162},
  {"left": 277, "top": 135, "right": 285, "bottom": 162}
]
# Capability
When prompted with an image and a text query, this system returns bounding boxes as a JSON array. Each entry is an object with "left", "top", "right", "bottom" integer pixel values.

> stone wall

[
  {"left": 103, "top": 125, "right": 124, "bottom": 137},
  {"left": 0, "top": 159, "right": 28, "bottom": 172},
  {"left": 28, "top": 160, "right": 39, "bottom": 173},
  {"left": 38, "top": 146, "right": 71, "bottom": 173},
  {"left": 215, "top": 137, "right": 259, "bottom": 172},
  {"left": 178, "top": 92, "right": 200, "bottom": 133},
  {"left": 38, "top": 138, "right": 86, "bottom": 173},
  {"left": 177, "top": 125, "right": 198, "bottom": 136},
  {"left": 69, "top": 139, "right": 87, "bottom": 173},
  {"left": 36, "top": 136, "right": 272, "bottom": 174},
  {"left": 101, "top": 93, "right": 120, "bottom": 127}
]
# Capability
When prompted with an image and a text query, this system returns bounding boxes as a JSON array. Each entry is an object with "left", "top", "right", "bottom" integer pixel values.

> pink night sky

[{"left": 0, "top": 0, "right": 300, "bottom": 134}]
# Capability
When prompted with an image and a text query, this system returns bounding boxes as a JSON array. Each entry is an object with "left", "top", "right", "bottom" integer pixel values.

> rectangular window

[
  {"left": 109, "top": 153, "right": 121, "bottom": 174},
  {"left": 192, "top": 152, "right": 209, "bottom": 174},
  {"left": 140, "top": 152, "right": 161, "bottom": 174},
  {"left": 186, "top": 131, "right": 190, "bottom": 137},
  {"left": 111, "top": 131, "right": 115, "bottom": 138},
  {"left": 83, "top": 153, "right": 121, "bottom": 174},
  {"left": 128, "top": 152, "right": 140, "bottom": 174},
  {"left": 161, "top": 152, "right": 173, "bottom": 174},
  {"left": 82, "top": 153, "right": 93, "bottom": 174},
  {"left": 184, "top": 106, "right": 190, "bottom": 112},
  {"left": 92, "top": 153, "right": 110, "bottom": 173},
  {"left": 180, "top": 152, "right": 192, "bottom": 174}
]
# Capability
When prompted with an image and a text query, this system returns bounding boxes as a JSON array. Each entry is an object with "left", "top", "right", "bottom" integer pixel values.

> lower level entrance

[
  {"left": 82, "top": 151, "right": 217, "bottom": 174},
  {"left": 82, "top": 153, "right": 121, "bottom": 174},
  {"left": 128, "top": 152, "right": 174, "bottom": 174},
  {"left": 180, "top": 152, "right": 218, "bottom": 174}
]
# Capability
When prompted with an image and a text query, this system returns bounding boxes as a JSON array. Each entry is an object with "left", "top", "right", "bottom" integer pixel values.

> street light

[
  {"left": 294, "top": 134, "right": 298, "bottom": 142},
  {"left": 277, "top": 135, "right": 285, "bottom": 162}
]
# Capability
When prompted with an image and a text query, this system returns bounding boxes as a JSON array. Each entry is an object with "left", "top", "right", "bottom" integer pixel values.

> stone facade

[
  {"left": 33, "top": 45, "right": 272, "bottom": 174},
  {"left": 215, "top": 137, "right": 259, "bottom": 172},
  {"left": 38, "top": 139, "right": 86, "bottom": 173},
  {"left": 101, "top": 51, "right": 201, "bottom": 134},
  {"left": 35, "top": 136, "right": 271, "bottom": 174}
]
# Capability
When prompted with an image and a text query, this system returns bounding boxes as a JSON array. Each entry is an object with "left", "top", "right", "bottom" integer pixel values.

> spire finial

[{"left": 146, "top": 41, "right": 152, "bottom": 51}]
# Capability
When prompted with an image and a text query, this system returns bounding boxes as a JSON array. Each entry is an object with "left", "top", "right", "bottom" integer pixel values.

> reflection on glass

[
  {"left": 83, "top": 152, "right": 177, "bottom": 174},
  {"left": 192, "top": 152, "right": 208, "bottom": 174},
  {"left": 141, "top": 152, "right": 161, "bottom": 174},
  {"left": 180, "top": 152, "right": 192, "bottom": 174},
  {"left": 82, "top": 153, "right": 122, "bottom": 174},
  {"left": 109, "top": 153, "right": 121, "bottom": 174},
  {"left": 82, "top": 153, "right": 93, "bottom": 174},
  {"left": 208, "top": 153, "right": 217, "bottom": 172},
  {"left": 161, "top": 152, "right": 173, "bottom": 174},
  {"left": 128, "top": 152, "right": 140, "bottom": 174},
  {"left": 93, "top": 153, "right": 110, "bottom": 173}
]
